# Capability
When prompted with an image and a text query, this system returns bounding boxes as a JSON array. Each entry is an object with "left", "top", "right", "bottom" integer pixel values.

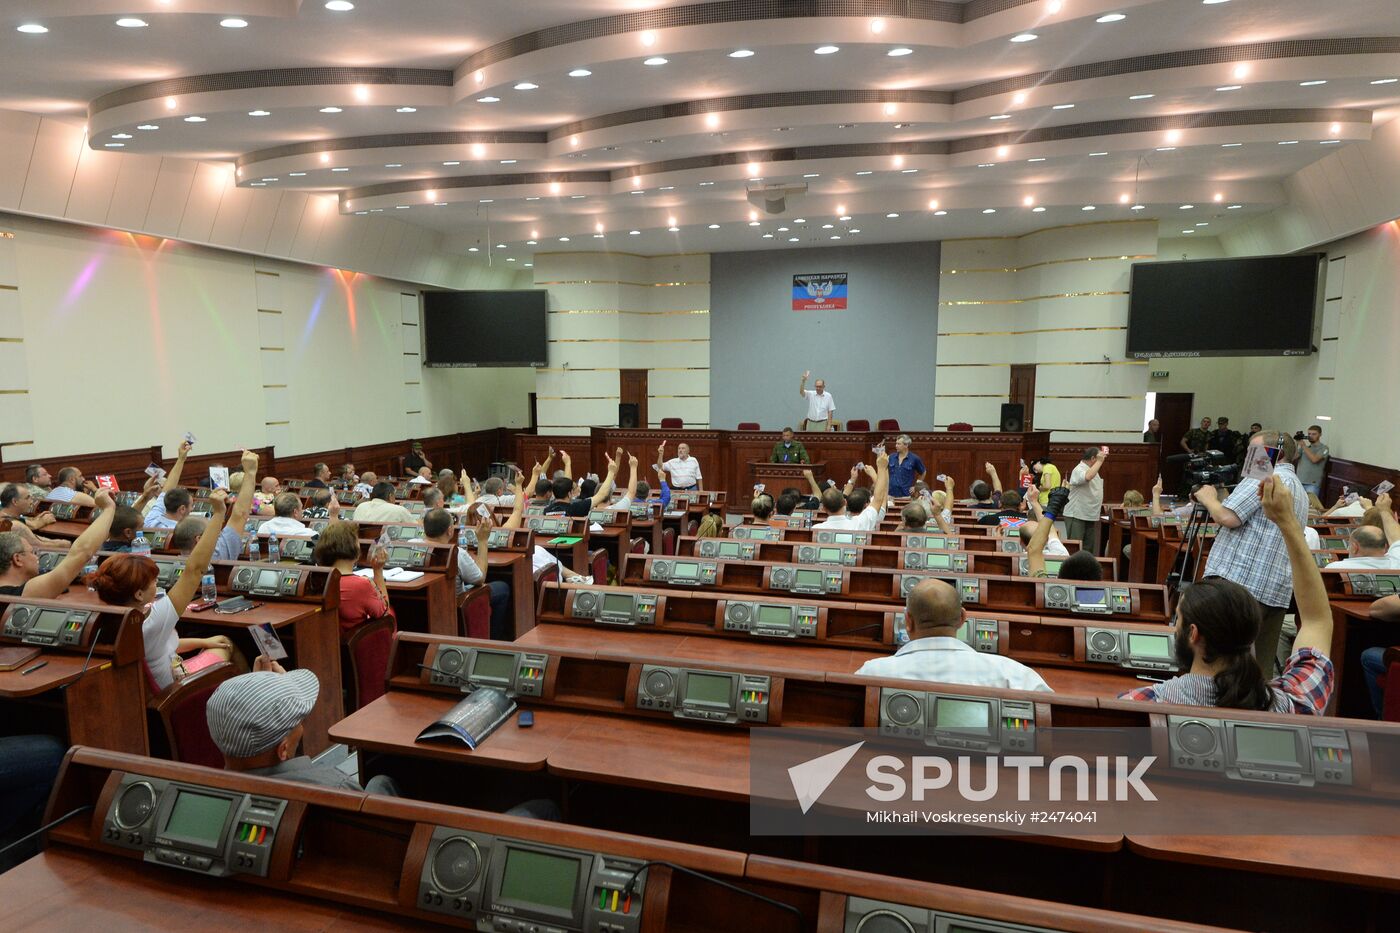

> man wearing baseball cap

[{"left": 207, "top": 658, "right": 399, "bottom": 795}]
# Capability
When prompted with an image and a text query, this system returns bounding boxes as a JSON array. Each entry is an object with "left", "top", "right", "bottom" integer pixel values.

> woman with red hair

[{"left": 89, "top": 490, "right": 242, "bottom": 691}]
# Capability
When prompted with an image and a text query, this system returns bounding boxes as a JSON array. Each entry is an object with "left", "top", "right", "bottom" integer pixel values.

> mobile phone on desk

[
  {"left": 519, "top": 710, "right": 535, "bottom": 728},
  {"left": 187, "top": 598, "right": 217, "bottom": 612}
]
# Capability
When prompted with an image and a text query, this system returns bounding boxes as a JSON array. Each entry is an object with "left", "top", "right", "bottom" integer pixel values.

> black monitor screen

[
  {"left": 30, "top": 609, "right": 69, "bottom": 636},
  {"left": 1234, "top": 725, "right": 1301, "bottom": 767},
  {"left": 422, "top": 290, "right": 547, "bottom": 367},
  {"left": 162, "top": 790, "right": 232, "bottom": 848},
  {"left": 602, "top": 593, "right": 633, "bottom": 614},
  {"left": 934, "top": 698, "right": 991, "bottom": 734},
  {"left": 471, "top": 651, "right": 516, "bottom": 681},
  {"left": 1127, "top": 255, "right": 1322, "bottom": 358},
  {"left": 498, "top": 847, "right": 580, "bottom": 913}
]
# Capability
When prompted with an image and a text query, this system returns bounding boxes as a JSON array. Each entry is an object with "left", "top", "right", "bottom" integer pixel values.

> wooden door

[
  {"left": 1154, "top": 392, "right": 1193, "bottom": 491},
  {"left": 1008, "top": 364, "right": 1036, "bottom": 430},
  {"left": 619, "top": 369, "right": 648, "bottom": 428}
]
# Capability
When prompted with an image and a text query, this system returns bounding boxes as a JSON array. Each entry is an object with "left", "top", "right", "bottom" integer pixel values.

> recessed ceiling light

[
  {"left": 396, "top": 205, "right": 409, "bottom": 210},
  {"left": 839, "top": 215, "right": 851, "bottom": 221},
  {"left": 250, "top": 182, "right": 266, "bottom": 186},
  {"left": 1052, "top": 103, "right": 1075, "bottom": 110},
  {"left": 933, "top": 210, "right": 947, "bottom": 216},
  {"left": 116, "top": 18, "right": 148, "bottom": 28},
  {"left": 514, "top": 82, "right": 538, "bottom": 90},
  {"left": 990, "top": 114, "right": 1011, "bottom": 121},
  {"left": 829, "top": 235, "right": 841, "bottom": 240},
  {"left": 248, "top": 110, "right": 270, "bottom": 117},
  {"left": 1131, "top": 204, "right": 1145, "bottom": 211},
  {"left": 500, "top": 159, "right": 517, "bottom": 164},
  {"left": 850, "top": 228, "right": 862, "bottom": 232},
  {"left": 855, "top": 170, "right": 873, "bottom": 175},
  {"left": 1196, "top": 222, "right": 1210, "bottom": 226},
  {"left": 568, "top": 68, "right": 592, "bottom": 77},
  {"left": 643, "top": 57, "right": 668, "bottom": 66},
  {"left": 262, "top": 177, "right": 277, "bottom": 182},
  {"left": 1216, "top": 85, "right": 1242, "bottom": 91},
  {"left": 104, "top": 142, "right": 125, "bottom": 148},
  {"left": 477, "top": 96, "right": 500, "bottom": 103},
  {"left": 1371, "top": 78, "right": 1399, "bottom": 84},
  {"left": 331, "top": 167, "right": 349, "bottom": 172},
  {"left": 803, "top": 173, "right": 820, "bottom": 178},
  {"left": 1221, "top": 142, "right": 1243, "bottom": 147},
  {"left": 1097, "top": 13, "right": 1127, "bottom": 22},
  {"left": 777, "top": 226, "right": 789, "bottom": 232},
  {"left": 183, "top": 115, "right": 206, "bottom": 122},
  {"left": 901, "top": 168, "right": 918, "bottom": 174},
  {"left": 1010, "top": 34, "right": 1038, "bottom": 43},
  {"left": 814, "top": 45, "right": 840, "bottom": 54},
  {"left": 16, "top": 24, "right": 48, "bottom": 34},
  {"left": 1089, "top": 151, "right": 1109, "bottom": 156},
  {"left": 289, "top": 172, "right": 306, "bottom": 176},
  {"left": 887, "top": 47, "right": 913, "bottom": 56},
  {"left": 982, "top": 208, "right": 997, "bottom": 214},
  {"left": 749, "top": 221, "right": 761, "bottom": 226},
  {"left": 762, "top": 233, "right": 774, "bottom": 239},
  {"left": 1179, "top": 204, "right": 1194, "bottom": 209},
  {"left": 220, "top": 18, "right": 248, "bottom": 28},
  {"left": 977, "top": 163, "right": 995, "bottom": 168},
  {"left": 325, "top": 0, "right": 355, "bottom": 10},
  {"left": 698, "top": 181, "right": 714, "bottom": 186},
  {"left": 137, "top": 124, "right": 159, "bottom": 130},
  {"left": 443, "top": 161, "right": 460, "bottom": 166},
  {"left": 1320, "top": 139, "right": 1342, "bottom": 145},
  {"left": 112, "top": 133, "right": 132, "bottom": 139},
  {"left": 1202, "top": 0, "right": 1231, "bottom": 4},
  {"left": 1027, "top": 157, "right": 1046, "bottom": 163},
  {"left": 821, "top": 223, "right": 833, "bottom": 229},
  {"left": 794, "top": 218, "right": 805, "bottom": 223},
  {"left": 706, "top": 223, "right": 720, "bottom": 229},
  {"left": 1278, "top": 140, "right": 1299, "bottom": 145},
  {"left": 1156, "top": 147, "right": 1176, "bottom": 152},
  {"left": 788, "top": 237, "right": 799, "bottom": 242},
  {"left": 559, "top": 236, "right": 571, "bottom": 242},
  {"left": 729, "top": 49, "right": 754, "bottom": 58},
  {"left": 1227, "top": 204, "right": 1243, "bottom": 209},
  {"left": 319, "top": 106, "right": 342, "bottom": 113},
  {"left": 885, "top": 212, "right": 900, "bottom": 218},
  {"left": 1182, "top": 229, "right": 1196, "bottom": 234},
  {"left": 629, "top": 230, "right": 641, "bottom": 235},
  {"left": 1299, "top": 80, "right": 1328, "bottom": 87},
  {"left": 1032, "top": 206, "right": 1047, "bottom": 212},
  {"left": 468, "top": 247, "right": 479, "bottom": 252},
  {"left": 384, "top": 163, "right": 402, "bottom": 168},
  {"left": 396, "top": 106, "right": 417, "bottom": 113},
  {"left": 525, "top": 196, "right": 540, "bottom": 201},
  {"left": 667, "top": 226, "right": 679, "bottom": 232},
  {"left": 1129, "top": 94, "right": 1154, "bottom": 100}
]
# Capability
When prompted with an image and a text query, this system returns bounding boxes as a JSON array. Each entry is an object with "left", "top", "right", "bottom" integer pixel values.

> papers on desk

[
  {"left": 416, "top": 687, "right": 516, "bottom": 749},
  {"left": 352, "top": 567, "right": 425, "bottom": 582}
]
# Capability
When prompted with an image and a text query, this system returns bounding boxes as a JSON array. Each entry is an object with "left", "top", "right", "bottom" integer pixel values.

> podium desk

[{"left": 748, "top": 460, "right": 825, "bottom": 496}]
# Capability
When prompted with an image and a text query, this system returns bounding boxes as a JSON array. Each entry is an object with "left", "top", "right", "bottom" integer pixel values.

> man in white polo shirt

[
  {"left": 657, "top": 440, "right": 703, "bottom": 491},
  {"left": 798, "top": 370, "right": 836, "bottom": 432}
]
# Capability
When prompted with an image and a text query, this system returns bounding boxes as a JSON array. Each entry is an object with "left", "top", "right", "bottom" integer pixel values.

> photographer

[
  {"left": 1295, "top": 424, "right": 1329, "bottom": 497},
  {"left": 1193, "top": 430, "right": 1309, "bottom": 673}
]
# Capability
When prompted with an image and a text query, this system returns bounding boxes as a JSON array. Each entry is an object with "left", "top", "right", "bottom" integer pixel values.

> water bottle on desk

[
  {"left": 83, "top": 558, "right": 98, "bottom": 590},
  {"left": 131, "top": 532, "right": 151, "bottom": 556},
  {"left": 267, "top": 533, "right": 280, "bottom": 564},
  {"left": 458, "top": 521, "right": 469, "bottom": 549},
  {"left": 201, "top": 573, "right": 217, "bottom": 603},
  {"left": 247, "top": 533, "right": 261, "bottom": 562}
]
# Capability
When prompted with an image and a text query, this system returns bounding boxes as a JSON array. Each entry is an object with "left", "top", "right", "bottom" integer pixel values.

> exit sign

[{"left": 1151, "top": 370, "right": 1170, "bottom": 378}]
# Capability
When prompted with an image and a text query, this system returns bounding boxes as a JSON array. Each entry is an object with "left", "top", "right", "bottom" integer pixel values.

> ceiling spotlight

[
  {"left": 1179, "top": 204, "right": 1194, "bottom": 209},
  {"left": 1329, "top": 122, "right": 1342, "bottom": 133},
  {"left": 331, "top": 167, "right": 348, "bottom": 172},
  {"left": 1022, "top": 195, "right": 1035, "bottom": 207},
  {"left": 640, "top": 30, "right": 656, "bottom": 46},
  {"left": 789, "top": 237, "right": 799, "bottom": 242},
  {"left": 814, "top": 45, "right": 840, "bottom": 55},
  {"left": 996, "top": 146, "right": 1009, "bottom": 158},
  {"left": 165, "top": 97, "right": 177, "bottom": 109},
  {"left": 1082, "top": 205, "right": 1096, "bottom": 211},
  {"left": 183, "top": 115, "right": 206, "bottom": 122},
  {"left": 559, "top": 236, "right": 571, "bottom": 242},
  {"left": 104, "top": 142, "right": 125, "bottom": 148},
  {"left": 750, "top": 221, "right": 762, "bottom": 227},
  {"left": 319, "top": 106, "right": 342, "bottom": 113},
  {"left": 1013, "top": 92, "right": 1028, "bottom": 104},
  {"left": 137, "top": 124, "right": 158, "bottom": 130},
  {"left": 116, "top": 18, "right": 148, "bottom": 28},
  {"left": 982, "top": 208, "right": 997, "bottom": 214},
  {"left": 762, "top": 233, "right": 774, "bottom": 239},
  {"left": 1300, "top": 79, "right": 1328, "bottom": 86},
  {"left": 514, "top": 82, "right": 538, "bottom": 90},
  {"left": 794, "top": 218, "right": 805, "bottom": 223},
  {"left": 325, "top": 0, "right": 355, "bottom": 10},
  {"left": 568, "top": 68, "right": 592, "bottom": 77},
  {"left": 1213, "top": 192, "right": 1224, "bottom": 202},
  {"left": 745, "top": 161, "right": 760, "bottom": 175},
  {"left": 219, "top": 18, "right": 248, "bottom": 28},
  {"left": 353, "top": 85, "right": 370, "bottom": 102},
  {"left": 1119, "top": 193, "right": 1131, "bottom": 204},
  {"left": 1370, "top": 77, "right": 1399, "bottom": 84},
  {"left": 531, "top": 230, "right": 539, "bottom": 238},
  {"left": 1131, "top": 204, "right": 1146, "bottom": 211},
  {"left": 667, "top": 226, "right": 679, "bottom": 232},
  {"left": 704, "top": 113, "right": 721, "bottom": 129},
  {"left": 248, "top": 109, "right": 270, "bottom": 117},
  {"left": 1129, "top": 94, "right": 1154, "bottom": 100},
  {"left": 1052, "top": 103, "right": 1075, "bottom": 110},
  {"left": 885, "top": 212, "right": 900, "bottom": 218},
  {"left": 1203, "top": 0, "right": 1232, "bottom": 4},
  {"left": 839, "top": 215, "right": 852, "bottom": 221},
  {"left": 829, "top": 235, "right": 841, "bottom": 240},
  {"left": 1165, "top": 129, "right": 1182, "bottom": 143},
  {"left": 729, "top": 49, "right": 754, "bottom": 58},
  {"left": 870, "top": 18, "right": 886, "bottom": 33},
  {"left": 884, "top": 103, "right": 897, "bottom": 116},
  {"left": 477, "top": 96, "right": 500, "bottom": 103},
  {"left": 1097, "top": 13, "right": 1127, "bottom": 22},
  {"left": 1227, "top": 204, "right": 1243, "bottom": 209},
  {"left": 667, "top": 216, "right": 677, "bottom": 226},
  {"left": 630, "top": 230, "right": 641, "bottom": 235},
  {"left": 1048, "top": 0, "right": 1063, "bottom": 10},
  {"left": 644, "top": 56, "right": 668, "bottom": 66},
  {"left": 892, "top": 155, "right": 904, "bottom": 168},
  {"left": 821, "top": 223, "right": 833, "bottom": 229},
  {"left": 1010, "top": 34, "right": 1038, "bottom": 43},
  {"left": 888, "top": 47, "right": 913, "bottom": 57},
  {"left": 16, "top": 23, "right": 48, "bottom": 33},
  {"left": 708, "top": 224, "right": 720, "bottom": 229},
  {"left": 1032, "top": 206, "right": 1046, "bottom": 212}
]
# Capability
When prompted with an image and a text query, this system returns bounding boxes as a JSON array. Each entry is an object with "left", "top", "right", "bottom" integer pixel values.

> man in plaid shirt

[
  {"left": 1193, "top": 430, "right": 1309, "bottom": 670},
  {"left": 1121, "top": 473, "right": 1334, "bottom": 714}
]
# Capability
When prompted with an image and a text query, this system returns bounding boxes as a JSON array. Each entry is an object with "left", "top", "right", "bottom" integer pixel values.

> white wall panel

[
  {"left": 178, "top": 162, "right": 232, "bottom": 244},
  {"left": 265, "top": 192, "right": 309, "bottom": 258},
  {"left": 0, "top": 112, "right": 41, "bottom": 211},
  {"left": 18, "top": 120, "right": 83, "bottom": 219},
  {"left": 64, "top": 145, "right": 123, "bottom": 226},
  {"left": 143, "top": 159, "right": 198, "bottom": 238}
]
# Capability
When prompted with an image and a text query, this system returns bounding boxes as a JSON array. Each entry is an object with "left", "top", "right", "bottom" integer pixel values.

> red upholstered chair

[
  {"left": 342, "top": 615, "right": 396, "bottom": 713},
  {"left": 685, "top": 519, "right": 698, "bottom": 536},
  {"left": 659, "top": 417, "right": 684, "bottom": 429},
  {"left": 845, "top": 419, "right": 871, "bottom": 432},
  {"left": 737, "top": 422, "right": 760, "bottom": 430},
  {"left": 534, "top": 562, "right": 559, "bottom": 610},
  {"left": 459, "top": 585, "right": 492, "bottom": 640},
  {"left": 948, "top": 422, "right": 974, "bottom": 432},
  {"left": 877, "top": 419, "right": 901, "bottom": 432},
  {"left": 589, "top": 547, "right": 609, "bottom": 584},
  {"left": 149, "top": 661, "right": 237, "bottom": 769},
  {"left": 1381, "top": 647, "right": 1400, "bottom": 723},
  {"left": 662, "top": 527, "right": 677, "bottom": 555},
  {"left": 629, "top": 536, "right": 648, "bottom": 555}
]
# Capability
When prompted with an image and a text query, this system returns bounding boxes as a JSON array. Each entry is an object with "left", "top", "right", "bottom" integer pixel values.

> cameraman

[
  {"left": 1295, "top": 424, "right": 1329, "bottom": 497},
  {"left": 1193, "top": 430, "right": 1309, "bottom": 673}
]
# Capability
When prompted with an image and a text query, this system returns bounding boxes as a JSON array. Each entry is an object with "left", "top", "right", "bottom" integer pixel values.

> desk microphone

[
  {"left": 0, "top": 805, "right": 92, "bottom": 859},
  {"left": 57, "top": 628, "right": 105, "bottom": 693},
  {"left": 619, "top": 860, "right": 803, "bottom": 931}
]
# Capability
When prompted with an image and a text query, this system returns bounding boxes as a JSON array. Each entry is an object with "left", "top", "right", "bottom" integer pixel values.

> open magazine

[{"left": 416, "top": 687, "right": 516, "bottom": 749}]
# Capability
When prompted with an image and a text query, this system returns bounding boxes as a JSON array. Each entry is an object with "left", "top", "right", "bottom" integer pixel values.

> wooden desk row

[{"left": 15, "top": 746, "right": 1236, "bottom": 932}]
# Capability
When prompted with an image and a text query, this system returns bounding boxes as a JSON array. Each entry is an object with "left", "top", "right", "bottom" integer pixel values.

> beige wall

[{"left": 0, "top": 213, "right": 532, "bottom": 462}]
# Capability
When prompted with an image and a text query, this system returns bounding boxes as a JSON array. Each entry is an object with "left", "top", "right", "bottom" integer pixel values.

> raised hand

[
  {"left": 1260, "top": 476, "right": 1296, "bottom": 525},
  {"left": 209, "top": 489, "right": 229, "bottom": 513},
  {"left": 241, "top": 449, "right": 259, "bottom": 473},
  {"left": 93, "top": 490, "right": 114, "bottom": 511},
  {"left": 178, "top": 438, "right": 193, "bottom": 457},
  {"left": 1152, "top": 474, "right": 1164, "bottom": 496}
]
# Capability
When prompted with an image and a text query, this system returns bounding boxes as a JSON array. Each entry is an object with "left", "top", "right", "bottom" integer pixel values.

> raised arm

[
  {"left": 1192, "top": 483, "right": 1243, "bottom": 529},
  {"left": 162, "top": 438, "right": 193, "bottom": 496},
  {"left": 132, "top": 474, "right": 163, "bottom": 513},
  {"left": 1150, "top": 474, "right": 1166, "bottom": 517},
  {"left": 624, "top": 452, "right": 640, "bottom": 503},
  {"left": 24, "top": 490, "right": 118, "bottom": 599},
  {"left": 226, "top": 450, "right": 259, "bottom": 535},
  {"left": 589, "top": 449, "right": 622, "bottom": 508},
  {"left": 1299, "top": 440, "right": 1325, "bottom": 464},
  {"left": 1376, "top": 492, "right": 1398, "bottom": 546},
  {"left": 504, "top": 464, "right": 538, "bottom": 530},
  {"left": 873, "top": 448, "right": 890, "bottom": 511},
  {"left": 1081, "top": 449, "right": 1107, "bottom": 482},
  {"left": 843, "top": 466, "right": 859, "bottom": 497},
  {"left": 1260, "top": 477, "right": 1331, "bottom": 654},
  {"left": 559, "top": 450, "right": 572, "bottom": 481},
  {"left": 1026, "top": 489, "right": 1054, "bottom": 578},
  {"left": 801, "top": 468, "right": 823, "bottom": 499},
  {"left": 798, "top": 370, "right": 809, "bottom": 398},
  {"left": 985, "top": 462, "right": 1002, "bottom": 494},
  {"left": 462, "top": 473, "right": 477, "bottom": 508},
  {"left": 165, "top": 491, "right": 227, "bottom": 614},
  {"left": 540, "top": 447, "right": 555, "bottom": 479}
]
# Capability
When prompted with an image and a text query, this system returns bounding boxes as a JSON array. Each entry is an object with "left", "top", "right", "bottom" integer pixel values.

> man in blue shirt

[{"left": 887, "top": 434, "right": 926, "bottom": 498}]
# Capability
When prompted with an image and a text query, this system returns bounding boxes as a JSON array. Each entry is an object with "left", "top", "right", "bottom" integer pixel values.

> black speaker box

[
  {"left": 619, "top": 403, "right": 640, "bottom": 429},
  {"left": 1000, "top": 403, "right": 1025, "bottom": 433}
]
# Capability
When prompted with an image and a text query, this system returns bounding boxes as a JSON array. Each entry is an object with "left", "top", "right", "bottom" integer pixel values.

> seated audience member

[
  {"left": 0, "top": 483, "right": 71, "bottom": 549},
  {"left": 0, "top": 733, "right": 67, "bottom": 870},
  {"left": 1327, "top": 494, "right": 1399, "bottom": 569},
  {"left": 90, "top": 492, "right": 240, "bottom": 692},
  {"left": 899, "top": 502, "right": 928, "bottom": 531},
  {"left": 749, "top": 492, "right": 778, "bottom": 525},
  {"left": 1024, "top": 490, "right": 1101, "bottom": 580},
  {"left": 956, "top": 463, "right": 1003, "bottom": 507},
  {"left": 23, "top": 464, "right": 53, "bottom": 500},
  {"left": 352, "top": 471, "right": 377, "bottom": 500},
  {"left": 261, "top": 492, "right": 316, "bottom": 537},
  {"left": 101, "top": 506, "right": 147, "bottom": 553},
  {"left": 404, "top": 441, "right": 431, "bottom": 474},
  {"left": 1029, "top": 459, "right": 1061, "bottom": 508},
  {"left": 476, "top": 476, "right": 515, "bottom": 510},
  {"left": 806, "top": 452, "right": 889, "bottom": 531},
  {"left": 141, "top": 439, "right": 195, "bottom": 526},
  {"left": 303, "top": 488, "right": 335, "bottom": 519},
  {"left": 695, "top": 513, "right": 724, "bottom": 538},
  {"left": 254, "top": 476, "right": 281, "bottom": 515},
  {"left": 503, "top": 464, "right": 584, "bottom": 579},
  {"left": 353, "top": 482, "right": 414, "bottom": 523},
  {"left": 769, "top": 427, "right": 810, "bottom": 464},
  {"left": 856, "top": 578, "right": 1050, "bottom": 691},
  {"left": 313, "top": 520, "right": 394, "bottom": 633},
  {"left": 422, "top": 487, "right": 445, "bottom": 511},
  {"left": 774, "top": 490, "right": 801, "bottom": 518},
  {"left": 410, "top": 466, "right": 434, "bottom": 485},
  {"left": 1122, "top": 489, "right": 1146, "bottom": 509},
  {"left": 1360, "top": 596, "right": 1400, "bottom": 716},
  {"left": 305, "top": 463, "right": 332, "bottom": 489},
  {"left": 339, "top": 463, "right": 358, "bottom": 488},
  {"left": 1019, "top": 520, "right": 1068, "bottom": 558},
  {"left": 977, "top": 489, "right": 1027, "bottom": 526},
  {"left": 545, "top": 451, "right": 620, "bottom": 517},
  {"left": 169, "top": 451, "right": 260, "bottom": 561},
  {"left": 421, "top": 507, "right": 511, "bottom": 639},
  {"left": 208, "top": 657, "right": 398, "bottom": 794},
  {"left": 44, "top": 467, "right": 98, "bottom": 507},
  {"left": 1120, "top": 477, "right": 1334, "bottom": 712},
  {"left": 0, "top": 490, "right": 117, "bottom": 597}
]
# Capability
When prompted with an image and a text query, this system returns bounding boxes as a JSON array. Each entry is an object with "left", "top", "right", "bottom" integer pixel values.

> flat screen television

[
  {"left": 422, "top": 289, "right": 547, "bottom": 367},
  {"left": 1127, "top": 254, "right": 1323, "bottom": 358}
]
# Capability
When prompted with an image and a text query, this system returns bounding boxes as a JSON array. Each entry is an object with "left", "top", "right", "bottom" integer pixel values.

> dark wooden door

[
  {"left": 620, "top": 369, "right": 648, "bottom": 428},
  {"left": 1154, "top": 392, "right": 1193, "bottom": 491},
  {"left": 1009, "top": 365, "right": 1036, "bottom": 430}
]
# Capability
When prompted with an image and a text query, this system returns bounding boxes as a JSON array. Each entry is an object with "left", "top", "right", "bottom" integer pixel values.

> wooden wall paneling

[{"left": 1324, "top": 456, "right": 1397, "bottom": 506}]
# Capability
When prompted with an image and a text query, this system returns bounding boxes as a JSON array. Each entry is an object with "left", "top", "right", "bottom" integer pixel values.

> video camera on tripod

[{"left": 1166, "top": 449, "right": 1237, "bottom": 488}]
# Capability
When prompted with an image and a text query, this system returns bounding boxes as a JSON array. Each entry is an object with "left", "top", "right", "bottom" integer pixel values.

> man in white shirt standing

[
  {"left": 811, "top": 449, "right": 889, "bottom": 532},
  {"left": 1063, "top": 446, "right": 1107, "bottom": 554},
  {"left": 657, "top": 441, "right": 703, "bottom": 491},
  {"left": 798, "top": 370, "right": 837, "bottom": 432},
  {"left": 856, "top": 578, "right": 1051, "bottom": 691}
]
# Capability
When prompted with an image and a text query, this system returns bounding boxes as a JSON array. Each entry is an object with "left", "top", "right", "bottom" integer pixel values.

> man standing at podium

[
  {"left": 769, "top": 427, "right": 810, "bottom": 464},
  {"left": 799, "top": 371, "right": 836, "bottom": 431}
]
